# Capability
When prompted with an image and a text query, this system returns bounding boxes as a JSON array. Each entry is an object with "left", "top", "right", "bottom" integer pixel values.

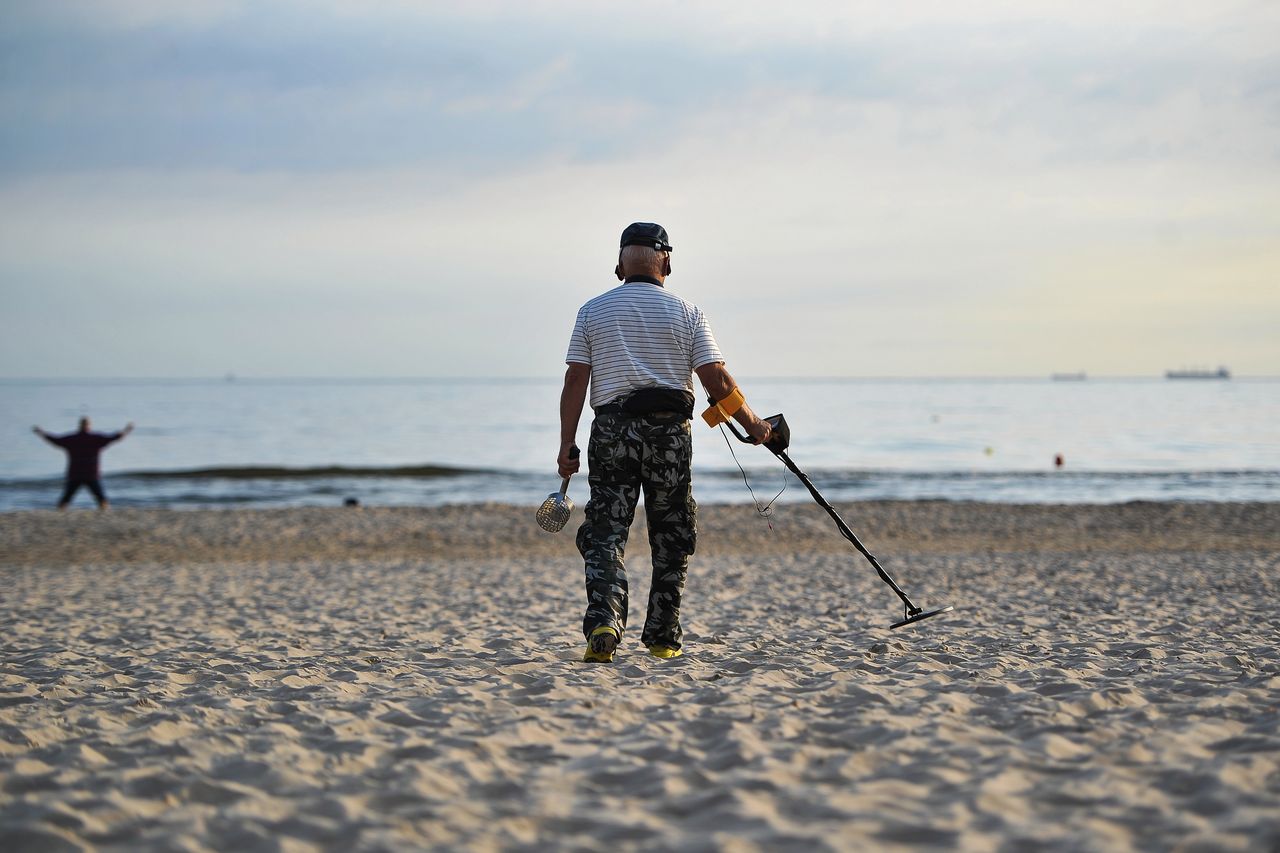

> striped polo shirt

[{"left": 566, "top": 278, "right": 724, "bottom": 410}]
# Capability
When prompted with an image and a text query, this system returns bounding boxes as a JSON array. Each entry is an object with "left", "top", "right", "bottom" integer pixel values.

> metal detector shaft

[
  {"left": 724, "top": 417, "right": 924, "bottom": 617},
  {"left": 772, "top": 449, "right": 922, "bottom": 616}
]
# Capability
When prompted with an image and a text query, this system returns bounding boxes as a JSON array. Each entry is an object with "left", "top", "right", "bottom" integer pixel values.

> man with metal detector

[{"left": 557, "top": 222, "right": 773, "bottom": 663}]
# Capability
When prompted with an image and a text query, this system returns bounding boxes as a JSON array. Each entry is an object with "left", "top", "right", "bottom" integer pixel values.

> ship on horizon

[{"left": 1165, "top": 366, "right": 1231, "bottom": 380}]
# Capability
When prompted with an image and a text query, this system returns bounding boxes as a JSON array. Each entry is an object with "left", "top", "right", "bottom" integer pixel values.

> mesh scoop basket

[
  {"left": 536, "top": 484, "right": 573, "bottom": 532},
  {"left": 536, "top": 445, "right": 579, "bottom": 533}
]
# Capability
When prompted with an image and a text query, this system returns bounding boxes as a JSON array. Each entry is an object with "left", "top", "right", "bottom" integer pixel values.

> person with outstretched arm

[
  {"left": 558, "top": 222, "right": 772, "bottom": 663},
  {"left": 33, "top": 417, "right": 134, "bottom": 509}
]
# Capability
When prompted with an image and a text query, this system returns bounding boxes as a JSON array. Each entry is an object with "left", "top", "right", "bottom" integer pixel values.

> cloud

[
  {"left": 0, "top": 1, "right": 1277, "bottom": 377},
  {"left": 3, "top": 1, "right": 1276, "bottom": 178}
]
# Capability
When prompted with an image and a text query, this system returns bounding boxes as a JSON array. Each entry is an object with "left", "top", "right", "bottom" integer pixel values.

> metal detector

[{"left": 723, "top": 413, "right": 953, "bottom": 630}]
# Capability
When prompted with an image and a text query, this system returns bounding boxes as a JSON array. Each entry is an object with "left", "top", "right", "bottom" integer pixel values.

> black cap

[{"left": 620, "top": 222, "right": 672, "bottom": 252}]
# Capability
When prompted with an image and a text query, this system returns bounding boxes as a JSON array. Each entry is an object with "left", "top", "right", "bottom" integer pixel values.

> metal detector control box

[{"left": 762, "top": 413, "right": 790, "bottom": 453}]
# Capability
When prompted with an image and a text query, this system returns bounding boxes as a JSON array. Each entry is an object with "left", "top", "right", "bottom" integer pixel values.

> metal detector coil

[{"left": 721, "top": 410, "right": 952, "bottom": 630}]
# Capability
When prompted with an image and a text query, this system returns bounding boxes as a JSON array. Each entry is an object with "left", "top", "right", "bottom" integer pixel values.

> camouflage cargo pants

[{"left": 577, "top": 412, "right": 696, "bottom": 649}]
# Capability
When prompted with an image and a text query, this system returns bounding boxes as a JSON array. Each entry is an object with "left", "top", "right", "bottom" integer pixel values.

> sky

[{"left": 1, "top": 0, "right": 1277, "bottom": 378}]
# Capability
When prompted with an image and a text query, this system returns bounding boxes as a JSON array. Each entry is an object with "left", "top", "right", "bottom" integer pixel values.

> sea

[{"left": 1, "top": 377, "right": 1277, "bottom": 511}]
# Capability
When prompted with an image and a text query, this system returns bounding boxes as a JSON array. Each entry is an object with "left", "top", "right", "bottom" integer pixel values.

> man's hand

[
  {"left": 32, "top": 426, "right": 42, "bottom": 435},
  {"left": 745, "top": 417, "right": 772, "bottom": 446},
  {"left": 123, "top": 422, "right": 135, "bottom": 435},
  {"left": 557, "top": 441, "right": 581, "bottom": 479}
]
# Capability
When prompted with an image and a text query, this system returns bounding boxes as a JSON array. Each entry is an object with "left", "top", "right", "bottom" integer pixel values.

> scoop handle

[{"left": 560, "top": 444, "right": 580, "bottom": 495}]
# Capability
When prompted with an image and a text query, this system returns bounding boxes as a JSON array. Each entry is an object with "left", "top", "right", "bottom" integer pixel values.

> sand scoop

[
  {"left": 723, "top": 413, "right": 953, "bottom": 629},
  {"left": 536, "top": 445, "right": 580, "bottom": 533}
]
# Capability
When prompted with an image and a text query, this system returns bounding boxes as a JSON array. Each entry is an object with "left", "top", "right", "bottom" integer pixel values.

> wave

[
  {"left": 700, "top": 468, "right": 1280, "bottom": 481},
  {"left": 4, "top": 467, "right": 1277, "bottom": 489},
  {"left": 3, "top": 466, "right": 1277, "bottom": 511},
  {"left": 122, "top": 464, "right": 491, "bottom": 480},
  {"left": 0, "top": 464, "right": 493, "bottom": 485}
]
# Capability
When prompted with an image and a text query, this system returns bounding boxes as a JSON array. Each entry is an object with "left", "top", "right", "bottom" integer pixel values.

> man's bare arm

[
  {"left": 694, "top": 361, "right": 771, "bottom": 444},
  {"left": 558, "top": 363, "right": 590, "bottom": 476}
]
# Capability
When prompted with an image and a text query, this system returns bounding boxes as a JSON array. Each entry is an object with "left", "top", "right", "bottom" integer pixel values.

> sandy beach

[{"left": 1, "top": 501, "right": 1277, "bottom": 851}]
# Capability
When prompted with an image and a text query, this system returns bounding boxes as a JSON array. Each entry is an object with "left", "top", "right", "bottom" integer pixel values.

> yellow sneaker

[
  {"left": 647, "top": 645, "right": 682, "bottom": 659},
  {"left": 582, "top": 626, "right": 620, "bottom": 663}
]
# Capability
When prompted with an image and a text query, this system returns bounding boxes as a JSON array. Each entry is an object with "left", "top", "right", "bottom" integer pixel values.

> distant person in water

[{"left": 33, "top": 418, "right": 134, "bottom": 509}]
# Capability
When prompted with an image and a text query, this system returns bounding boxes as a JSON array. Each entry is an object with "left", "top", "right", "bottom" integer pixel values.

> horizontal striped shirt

[{"left": 567, "top": 280, "right": 724, "bottom": 410}]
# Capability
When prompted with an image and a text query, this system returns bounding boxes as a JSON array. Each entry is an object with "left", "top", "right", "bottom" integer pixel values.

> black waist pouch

[{"left": 620, "top": 388, "right": 695, "bottom": 419}]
